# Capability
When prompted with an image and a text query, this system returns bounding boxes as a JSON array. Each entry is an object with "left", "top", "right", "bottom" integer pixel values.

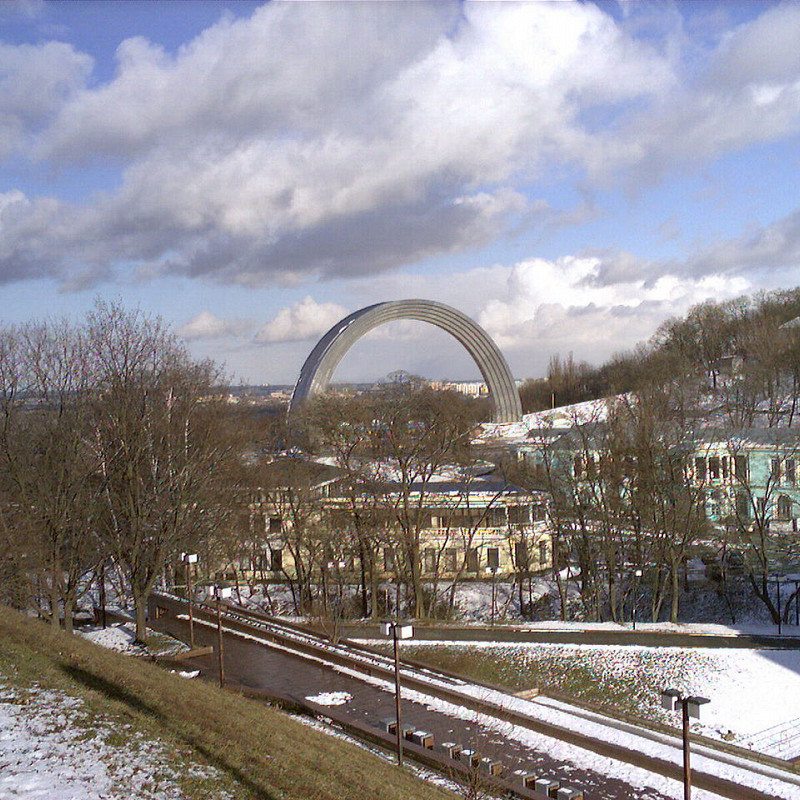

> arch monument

[{"left": 289, "top": 299, "right": 522, "bottom": 423}]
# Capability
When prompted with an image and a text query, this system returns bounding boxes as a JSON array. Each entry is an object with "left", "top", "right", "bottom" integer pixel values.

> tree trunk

[
  {"left": 48, "top": 579, "right": 60, "bottom": 628},
  {"left": 132, "top": 588, "right": 149, "bottom": 643},
  {"left": 63, "top": 596, "right": 75, "bottom": 635},
  {"left": 670, "top": 562, "right": 680, "bottom": 623}
]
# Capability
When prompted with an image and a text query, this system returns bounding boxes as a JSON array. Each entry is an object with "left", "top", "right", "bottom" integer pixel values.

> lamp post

[
  {"left": 380, "top": 620, "right": 413, "bottom": 766},
  {"left": 776, "top": 573, "right": 785, "bottom": 635},
  {"left": 214, "top": 584, "right": 232, "bottom": 688},
  {"left": 490, "top": 566, "right": 498, "bottom": 626},
  {"left": 182, "top": 553, "right": 198, "bottom": 648},
  {"left": 661, "top": 688, "right": 710, "bottom": 800},
  {"left": 632, "top": 569, "right": 643, "bottom": 631},
  {"left": 793, "top": 579, "right": 800, "bottom": 628}
]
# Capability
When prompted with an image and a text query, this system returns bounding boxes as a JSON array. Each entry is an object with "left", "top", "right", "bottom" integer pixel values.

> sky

[{"left": 1, "top": 0, "right": 800, "bottom": 386}]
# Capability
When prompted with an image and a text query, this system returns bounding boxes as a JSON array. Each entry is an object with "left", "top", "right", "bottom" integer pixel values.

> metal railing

[{"left": 747, "top": 717, "right": 800, "bottom": 760}]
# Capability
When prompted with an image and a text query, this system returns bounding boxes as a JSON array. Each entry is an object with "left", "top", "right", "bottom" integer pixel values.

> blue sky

[{"left": 2, "top": 0, "right": 800, "bottom": 385}]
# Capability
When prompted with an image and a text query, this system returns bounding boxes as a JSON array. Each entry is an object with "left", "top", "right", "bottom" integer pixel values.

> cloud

[
  {"left": 589, "top": 3, "right": 800, "bottom": 184},
  {"left": 177, "top": 311, "right": 251, "bottom": 341},
  {"left": 2, "top": 2, "right": 799, "bottom": 291},
  {"left": 685, "top": 207, "right": 800, "bottom": 277},
  {"left": 0, "top": 2, "right": 672, "bottom": 287},
  {"left": 476, "top": 255, "right": 750, "bottom": 365},
  {"left": 0, "top": 41, "right": 91, "bottom": 158},
  {"left": 255, "top": 296, "right": 348, "bottom": 343}
]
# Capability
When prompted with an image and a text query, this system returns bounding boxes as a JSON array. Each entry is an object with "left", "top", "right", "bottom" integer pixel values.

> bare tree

[
  {"left": 86, "top": 301, "right": 223, "bottom": 642},
  {"left": 0, "top": 321, "right": 102, "bottom": 631}
]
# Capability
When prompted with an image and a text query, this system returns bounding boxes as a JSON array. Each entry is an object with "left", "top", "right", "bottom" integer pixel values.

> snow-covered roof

[{"left": 478, "top": 395, "right": 628, "bottom": 444}]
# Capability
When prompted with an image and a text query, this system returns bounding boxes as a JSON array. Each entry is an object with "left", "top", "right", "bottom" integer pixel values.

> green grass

[{"left": 0, "top": 606, "right": 457, "bottom": 800}]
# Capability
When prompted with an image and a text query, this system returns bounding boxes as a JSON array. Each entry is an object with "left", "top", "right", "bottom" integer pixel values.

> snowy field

[
  {"left": 79, "top": 622, "right": 190, "bottom": 657},
  {"left": 0, "top": 680, "right": 231, "bottom": 800},
  {"left": 398, "top": 640, "right": 800, "bottom": 748}
]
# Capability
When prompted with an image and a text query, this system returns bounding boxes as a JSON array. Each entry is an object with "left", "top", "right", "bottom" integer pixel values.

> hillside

[
  {"left": 0, "top": 607, "right": 456, "bottom": 800},
  {"left": 519, "top": 287, "right": 800, "bottom": 414}
]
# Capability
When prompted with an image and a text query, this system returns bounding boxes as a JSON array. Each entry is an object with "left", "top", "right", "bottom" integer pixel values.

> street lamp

[
  {"left": 660, "top": 688, "right": 710, "bottom": 800},
  {"left": 380, "top": 620, "right": 413, "bottom": 766},
  {"left": 181, "top": 553, "right": 198, "bottom": 648},
  {"left": 632, "top": 569, "right": 643, "bottom": 631},
  {"left": 214, "top": 584, "right": 232, "bottom": 688}
]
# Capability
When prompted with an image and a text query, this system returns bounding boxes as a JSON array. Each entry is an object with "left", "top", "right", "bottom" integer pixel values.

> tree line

[
  {"left": 519, "top": 287, "right": 800, "bottom": 415},
  {"left": 512, "top": 287, "right": 800, "bottom": 624},
  {"left": 4, "top": 288, "right": 800, "bottom": 636},
  {"left": 0, "top": 302, "right": 228, "bottom": 641}
]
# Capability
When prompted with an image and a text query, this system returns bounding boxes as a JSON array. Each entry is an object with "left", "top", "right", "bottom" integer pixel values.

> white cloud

[
  {"left": 476, "top": 256, "right": 750, "bottom": 366},
  {"left": 177, "top": 311, "right": 250, "bottom": 341},
  {"left": 0, "top": 2, "right": 799, "bottom": 292},
  {"left": 255, "top": 296, "right": 348, "bottom": 344},
  {"left": 589, "top": 3, "right": 800, "bottom": 183},
  {"left": 0, "top": 41, "right": 91, "bottom": 158},
  {"left": 0, "top": 2, "right": 672, "bottom": 287},
  {"left": 686, "top": 207, "right": 800, "bottom": 276}
]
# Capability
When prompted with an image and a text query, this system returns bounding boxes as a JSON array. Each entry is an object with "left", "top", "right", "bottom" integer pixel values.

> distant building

[
  {"left": 428, "top": 380, "right": 489, "bottom": 397},
  {"left": 515, "top": 421, "right": 800, "bottom": 528},
  {"left": 241, "top": 460, "right": 552, "bottom": 582}
]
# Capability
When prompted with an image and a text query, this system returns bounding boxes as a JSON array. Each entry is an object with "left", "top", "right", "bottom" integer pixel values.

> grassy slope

[{"left": 0, "top": 606, "right": 456, "bottom": 800}]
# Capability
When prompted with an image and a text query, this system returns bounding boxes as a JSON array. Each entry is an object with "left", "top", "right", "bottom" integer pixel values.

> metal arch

[{"left": 289, "top": 299, "right": 522, "bottom": 423}]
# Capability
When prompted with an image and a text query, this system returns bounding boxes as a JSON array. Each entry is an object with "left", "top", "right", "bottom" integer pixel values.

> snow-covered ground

[
  {"left": 0, "top": 680, "right": 231, "bottom": 800},
  {"left": 78, "top": 622, "right": 190, "bottom": 657},
  {"left": 398, "top": 640, "right": 800, "bottom": 746},
  {"left": 179, "top": 605, "right": 800, "bottom": 800}
]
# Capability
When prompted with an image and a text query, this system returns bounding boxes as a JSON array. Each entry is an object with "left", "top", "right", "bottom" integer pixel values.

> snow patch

[{"left": 305, "top": 691, "right": 353, "bottom": 706}]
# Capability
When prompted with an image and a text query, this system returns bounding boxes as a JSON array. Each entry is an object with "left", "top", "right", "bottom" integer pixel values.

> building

[
  {"left": 243, "top": 459, "right": 552, "bottom": 583},
  {"left": 689, "top": 428, "right": 800, "bottom": 528},
  {"left": 515, "top": 421, "right": 800, "bottom": 529}
]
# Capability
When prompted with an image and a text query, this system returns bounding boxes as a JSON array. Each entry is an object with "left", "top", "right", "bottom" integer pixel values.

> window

[
  {"left": 443, "top": 548, "right": 458, "bottom": 572},
  {"left": 736, "top": 492, "right": 750, "bottom": 519},
  {"left": 709, "top": 490, "right": 722, "bottom": 518},
  {"left": 514, "top": 541, "right": 529, "bottom": 570},
  {"left": 771, "top": 459, "right": 782, "bottom": 484},
  {"left": 270, "top": 548, "right": 283, "bottom": 572},
  {"left": 487, "top": 547, "right": 500, "bottom": 571},
  {"left": 269, "top": 516, "right": 281, "bottom": 534},
  {"left": 466, "top": 547, "right": 479, "bottom": 572},
  {"left": 709, "top": 456, "right": 720, "bottom": 481},
  {"left": 786, "top": 459, "right": 796, "bottom": 486},
  {"left": 538, "top": 542, "right": 548, "bottom": 565},
  {"left": 778, "top": 495, "right": 793, "bottom": 520},
  {"left": 423, "top": 548, "right": 436, "bottom": 574},
  {"left": 695, "top": 457, "right": 707, "bottom": 482},
  {"left": 508, "top": 506, "right": 528, "bottom": 525},
  {"left": 734, "top": 455, "right": 748, "bottom": 482}
]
